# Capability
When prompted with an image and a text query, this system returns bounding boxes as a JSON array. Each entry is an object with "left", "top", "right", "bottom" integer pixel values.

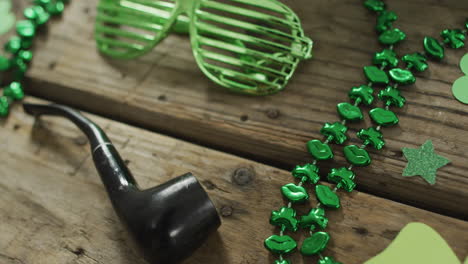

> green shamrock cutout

[
  {"left": 452, "top": 53, "right": 468, "bottom": 104},
  {"left": 0, "top": 0, "right": 15, "bottom": 36}
]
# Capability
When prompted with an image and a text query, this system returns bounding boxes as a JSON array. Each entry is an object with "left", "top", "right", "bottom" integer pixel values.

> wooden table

[{"left": 1, "top": 0, "right": 467, "bottom": 263}]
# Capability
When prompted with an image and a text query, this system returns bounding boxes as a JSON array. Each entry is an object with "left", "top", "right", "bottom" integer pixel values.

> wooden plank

[
  {"left": 5, "top": 0, "right": 468, "bottom": 218},
  {"left": 0, "top": 99, "right": 467, "bottom": 264}
]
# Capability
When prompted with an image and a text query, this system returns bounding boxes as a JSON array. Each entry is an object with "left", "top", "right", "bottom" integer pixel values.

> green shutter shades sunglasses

[{"left": 95, "top": 0, "right": 313, "bottom": 95}]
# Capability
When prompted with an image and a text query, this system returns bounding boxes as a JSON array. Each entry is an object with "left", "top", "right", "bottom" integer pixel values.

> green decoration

[
  {"left": 320, "top": 257, "right": 342, "bottom": 264},
  {"left": 388, "top": 68, "right": 416, "bottom": 85},
  {"left": 307, "top": 139, "right": 334, "bottom": 160},
  {"left": 349, "top": 85, "right": 375, "bottom": 105},
  {"left": 281, "top": 183, "right": 309, "bottom": 203},
  {"left": 299, "top": 208, "right": 328, "bottom": 230},
  {"left": 264, "top": 235, "right": 297, "bottom": 254},
  {"left": 3, "top": 82, "right": 25, "bottom": 100},
  {"left": 378, "top": 28, "right": 406, "bottom": 45},
  {"left": 376, "top": 11, "right": 397, "bottom": 33},
  {"left": 441, "top": 29, "right": 466, "bottom": 49},
  {"left": 18, "top": 50, "right": 33, "bottom": 62},
  {"left": 373, "top": 49, "right": 398, "bottom": 67},
  {"left": 0, "top": 55, "right": 11, "bottom": 71},
  {"left": 24, "top": 6, "right": 50, "bottom": 26},
  {"left": 424, "top": 37, "right": 445, "bottom": 59},
  {"left": 95, "top": 0, "right": 313, "bottom": 95},
  {"left": 369, "top": 108, "right": 399, "bottom": 126},
  {"left": 328, "top": 167, "right": 357, "bottom": 191},
  {"left": 343, "top": 145, "right": 371, "bottom": 167},
  {"left": 0, "top": 0, "right": 15, "bottom": 36},
  {"left": 300, "top": 232, "right": 330, "bottom": 256},
  {"left": 0, "top": 96, "right": 10, "bottom": 117},
  {"left": 4, "top": 36, "right": 22, "bottom": 54},
  {"left": 363, "top": 0, "right": 385, "bottom": 12},
  {"left": 275, "top": 260, "right": 291, "bottom": 264},
  {"left": 364, "top": 65, "right": 389, "bottom": 85},
  {"left": 379, "top": 87, "right": 406, "bottom": 107},
  {"left": 452, "top": 53, "right": 468, "bottom": 104},
  {"left": 402, "top": 53, "right": 428, "bottom": 72},
  {"left": 16, "top": 20, "right": 36, "bottom": 38},
  {"left": 337, "top": 102, "right": 363, "bottom": 121},
  {"left": 270, "top": 207, "right": 298, "bottom": 232},
  {"left": 315, "top": 185, "right": 340, "bottom": 209},
  {"left": 357, "top": 127, "right": 385, "bottom": 150},
  {"left": 320, "top": 122, "right": 348, "bottom": 144},
  {"left": 402, "top": 140, "right": 450, "bottom": 185},
  {"left": 292, "top": 164, "right": 320, "bottom": 184}
]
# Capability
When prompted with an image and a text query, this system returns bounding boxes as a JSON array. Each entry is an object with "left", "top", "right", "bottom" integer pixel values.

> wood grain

[
  {"left": 0, "top": 99, "right": 467, "bottom": 264},
  {"left": 4, "top": 0, "right": 468, "bottom": 219}
]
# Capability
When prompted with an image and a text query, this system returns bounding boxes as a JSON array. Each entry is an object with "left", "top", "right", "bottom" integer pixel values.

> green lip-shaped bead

[
  {"left": 300, "top": 208, "right": 328, "bottom": 230},
  {"left": 300, "top": 232, "right": 330, "bottom": 256},
  {"left": 357, "top": 127, "right": 385, "bottom": 150},
  {"left": 16, "top": 20, "right": 36, "bottom": 38},
  {"left": 307, "top": 140, "right": 333, "bottom": 160},
  {"left": 328, "top": 167, "right": 356, "bottom": 192},
  {"left": 337, "top": 102, "right": 363, "bottom": 121},
  {"left": 378, "top": 28, "right": 406, "bottom": 45},
  {"left": 3, "top": 82, "right": 25, "bottom": 100},
  {"left": 281, "top": 183, "right": 309, "bottom": 203},
  {"left": 270, "top": 207, "right": 298, "bottom": 232},
  {"left": 370, "top": 108, "right": 399, "bottom": 126},
  {"left": 0, "top": 96, "right": 10, "bottom": 117},
  {"left": 264, "top": 235, "right": 297, "bottom": 254},
  {"left": 424, "top": 37, "right": 444, "bottom": 60},
  {"left": 389, "top": 68, "right": 415, "bottom": 85},
  {"left": 349, "top": 85, "right": 374, "bottom": 105},
  {"left": 343, "top": 145, "right": 371, "bottom": 167},
  {"left": 315, "top": 185, "right": 340, "bottom": 209},
  {"left": 0, "top": 56, "right": 11, "bottom": 71},
  {"left": 292, "top": 164, "right": 320, "bottom": 184},
  {"left": 364, "top": 66, "right": 389, "bottom": 85}
]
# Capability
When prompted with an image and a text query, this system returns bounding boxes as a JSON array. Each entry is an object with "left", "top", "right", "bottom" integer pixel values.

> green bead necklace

[
  {"left": 264, "top": 1, "right": 468, "bottom": 264},
  {"left": 0, "top": 0, "right": 69, "bottom": 117}
]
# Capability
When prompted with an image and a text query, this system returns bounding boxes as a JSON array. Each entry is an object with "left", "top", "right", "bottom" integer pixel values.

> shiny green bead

[
  {"left": 315, "top": 185, "right": 340, "bottom": 209},
  {"left": 328, "top": 167, "right": 357, "bottom": 191},
  {"left": 376, "top": 11, "right": 397, "bottom": 33},
  {"left": 3, "top": 82, "right": 25, "bottom": 100},
  {"left": 379, "top": 28, "right": 406, "bottom": 45},
  {"left": 307, "top": 140, "right": 334, "bottom": 160},
  {"left": 357, "top": 127, "right": 385, "bottom": 150},
  {"left": 300, "top": 208, "right": 328, "bottom": 230},
  {"left": 343, "top": 145, "right": 371, "bottom": 167},
  {"left": 292, "top": 164, "right": 320, "bottom": 184},
  {"left": 281, "top": 183, "right": 309, "bottom": 203},
  {"left": 46, "top": 1, "right": 65, "bottom": 15},
  {"left": 441, "top": 29, "right": 466, "bottom": 49},
  {"left": 373, "top": 49, "right": 398, "bottom": 67},
  {"left": 264, "top": 235, "right": 297, "bottom": 255},
  {"left": 300, "top": 232, "right": 330, "bottom": 256},
  {"left": 402, "top": 53, "right": 428, "bottom": 72},
  {"left": 370, "top": 108, "right": 399, "bottom": 126},
  {"left": 379, "top": 87, "right": 406, "bottom": 107},
  {"left": 0, "top": 55, "right": 11, "bottom": 71},
  {"left": 18, "top": 50, "right": 33, "bottom": 62},
  {"left": 349, "top": 85, "right": 374, "bottom": 105},
  {"left": 364, "top": 66, "right": 389, "bottom": 85},
  {"left": 0, "top": 96, "right": 10, "bottom": 117},
  {"left": 319, "top": 256, "right": 343, "bottom": 264},
  {"left": 270, "top": 207, "right": 298, "bottom": 232},
  {"left": 337, "top": 102, "right": 363, "bottom": 121},
  {"left": 35, "top": 0, "right": 51, "bottom": 6},
  {"left": 320, "top": 122, "right": 348, "bottom": 144},
  {"left": 24, "top": 7, "right": 38, "bottom": 21},
  {"left": 364, "top": 0, "right": 385, "bottom": 12},
  {"left": 16, "top": 20, "right": 36, "bottom": 38},
  {"left": 465, "top": 19, "right": 468, "bottom": 30},
  {"left": 4, "top": 37, "right": 22, "bottom": 54},
  {"left": 275, "top": 260, "right": 291, "bottom": 264},
  {"left": 12, "top": 58, "right": 28, "bottom": 80},
  {"left": 389, "top": 68, "right": 415, "bottom": 85},
  {"left": 424, "top": 37, "right": 445, "bottom": 60},
  {"left": 32, "top": 5, "right": 50, "bottom": 26}
]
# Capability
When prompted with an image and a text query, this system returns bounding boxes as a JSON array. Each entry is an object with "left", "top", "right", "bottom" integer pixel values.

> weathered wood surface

[
  {"left": 0, "top": 100, "right": 467, "bottom": 264},
  {"left": 10, "top": 0, "right": 468, "bottom": 219}
]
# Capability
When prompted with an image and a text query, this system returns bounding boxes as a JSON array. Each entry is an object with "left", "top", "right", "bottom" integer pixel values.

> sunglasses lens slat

[
  {"left": 96, "top": 14, "right": 164, "bottom": 32},
  {"left": 96, "top": 36, "right": 145, "bottom": 51},
  {"left": 96, "top": 25, "right": 156, "bottom": 42}
]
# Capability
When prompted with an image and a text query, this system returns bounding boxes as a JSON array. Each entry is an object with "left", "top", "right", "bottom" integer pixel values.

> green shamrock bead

[
  {"left": 370, "top": 108, "right": 399, "bottom": 126},
  {"left": 281, "top": 183, "right": 309, "bottom": 203},
  {"left": 315, "top": 185, "right": 340, "bottom": 209},
  {"left": 300, "top": 208, "right": 328, "bottom": 230},
  {"left": 307, "top": 140, "right": 334, "bottom": 160},
  {"left": 270, "top": 207, "right": 299, "bottom": 232},
  {"left": 402, "top": 53, "right": 428, "bottom": 72},
  {"left": 364, "top": 66, "right": 389, "bottom": 85},
  {"left": 337, "top": 102, "right": 363, "bottom": 121},
  {"left": 264, "top": 235, "right": 297, "bottom": 255},
  {"left": 16, "top": 20, "right": 36, "bottom": 38},
  {"left": 379, "top": 87, "right": 406, "bottom": 107},
  {"left": 424, "top": 37, "right": 445, "bottom": 60},
  {"left": 343, "top": 145, "right": 371, "bottom": 167},
  {"left": 292, "top": 164, "right": 320, "bottom": 184},
  {"left": 275, "top": 260, "right": 291, "bottom": 264},
  {"left": 357, "top": 127, "right": 385, "bottom": 150},
  {"left": 328, "top": 167, "right": 357, "bottom": 191},
  {"left": 376, "top": 10, "right": 397, "bottom": 33},
  {"left": 319, "top": 256, "right": 343, "bottom": 264},
  {"left": 30, "top": 5, "right": 50, "bottom": 26},
  {"left": 18, "top": 50, "right": 33, "bottom": 62},
  {"left": 389, "top": 68, "right": 415, "bottom": 85},
  {"left": 378, "top": 28, "right": 406, "bottom": 45},
  {"left": 373, "top": 49, "right": 398, "bottom": 67},
  {"left": 300, "top": 232, "right": 330, "bottom": 256},
  {"left": 0, "top": 55, "right": 11, "bottom": 71},
  {"left": 4, "top": 36, "right": 22, "bottom": 54},
  {"left": 11, "top": 58, "right": 28, "bottom": 80},
  {"left": 3, "top": 82, "right": 25, "bottom": 100},
  {"left": 320, "top": 122, "right": 348, "bottom": 144},
  {"left": 441, "top": 29, "right": 466, "bottom": 49},
  {"left": 0, "top": 96, "right": 10, "bottom": 117},
  {"left": 349, "top": 85, "right": 374, "bottom": 105},
  {"left": 363, "top": 0, "right": 385, "bottom": 12},
  {"left": 46, "top": 1, "right": 65, "bottom": 15},
  {"left": 24, "top": 6, "right": 38, "bottom": 21}
]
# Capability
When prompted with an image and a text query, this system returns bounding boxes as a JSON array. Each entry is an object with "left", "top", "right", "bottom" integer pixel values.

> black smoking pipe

[{"left": 23, "top": 103, "right": 221, "bottom": 264}]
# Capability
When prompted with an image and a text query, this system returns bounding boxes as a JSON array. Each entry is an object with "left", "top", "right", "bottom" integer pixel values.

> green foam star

[{"left": 402, "top": 140, "right": 450, "bottom": 185}]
